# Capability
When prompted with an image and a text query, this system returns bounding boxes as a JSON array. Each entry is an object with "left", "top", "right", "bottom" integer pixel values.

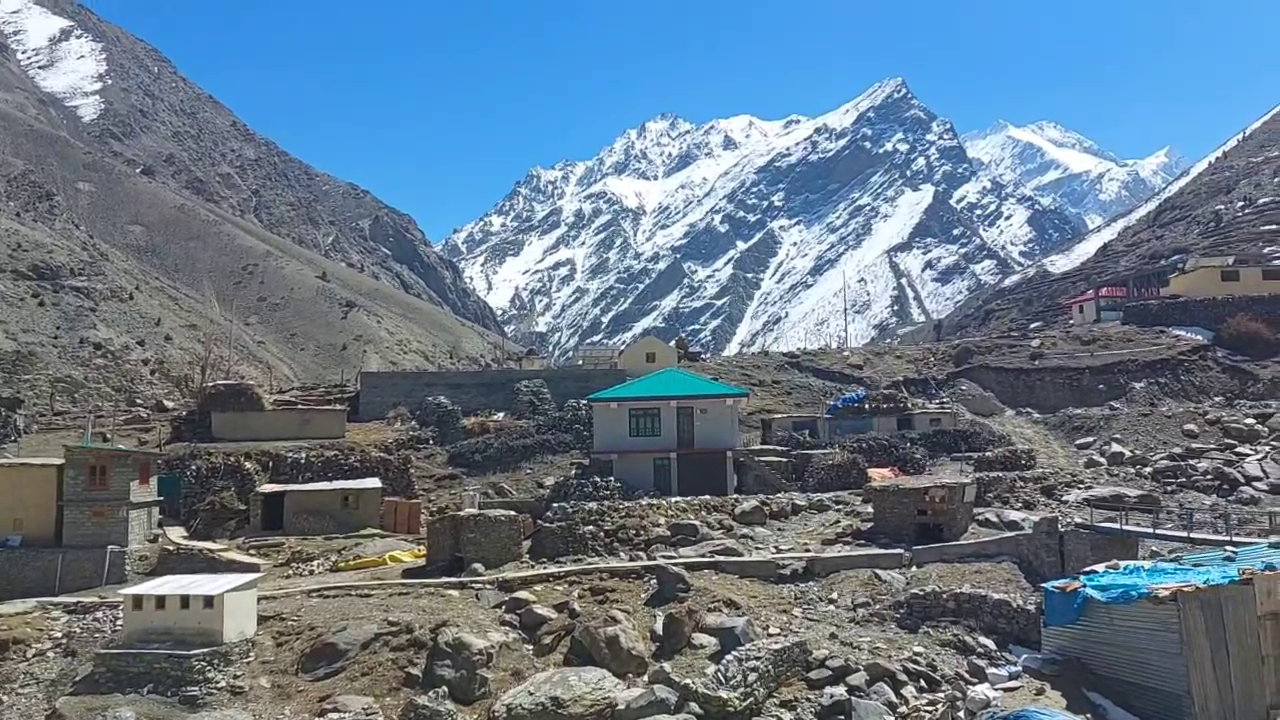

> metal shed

[{"left": 1042, "top": 544, "right": 1280, "bottom": 720}]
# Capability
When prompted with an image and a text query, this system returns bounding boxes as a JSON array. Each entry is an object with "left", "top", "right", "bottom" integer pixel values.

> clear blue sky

[{"left": 86, "top": 0, "right": 1278, "bottom": 241}]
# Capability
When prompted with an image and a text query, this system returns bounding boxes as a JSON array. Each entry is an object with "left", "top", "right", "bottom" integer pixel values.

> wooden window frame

[
  {"left": 86, "top": 463, "right": 110, "bottom": 490},
  {"left": 628, "top": 407, "right": 662, "bottom": 438}
]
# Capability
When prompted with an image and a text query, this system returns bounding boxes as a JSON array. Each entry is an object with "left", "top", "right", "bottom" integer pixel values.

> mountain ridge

[{"left": 445, "top": 78, "right": 1183, "bottom": 358}]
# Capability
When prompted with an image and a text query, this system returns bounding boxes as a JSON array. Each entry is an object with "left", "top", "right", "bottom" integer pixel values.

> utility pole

[
  {"left": 225, "top": 299, "right": 236, "bottom": 379},
  {"left": 842, "top": 270, "right": 850, "bottom": 349}
]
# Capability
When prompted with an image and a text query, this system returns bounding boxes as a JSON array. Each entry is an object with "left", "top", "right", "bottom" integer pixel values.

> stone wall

[
  {"left": 79, "top": 642, "right": 250, "bottom": 698},
  {"left": 895, "top": 586, "right": 1041, "bottom": 648},
  {"left": 0, "top": 546, "right": 131, "bottom": 601},
  {"left": 1122, "top": 294, "right": 1280, "bottom": 332},
  {"left": 356, "top": 368, "right": 628, "bottom": 420},
  {"left": 426, "top": 509, "right": 527, "bottom": 569},
  {"left": 147, "top": 545, "right": 266, "bottom": 576},
  {"left": 864, "top": 482, "right": 974, "bottom": 543}
]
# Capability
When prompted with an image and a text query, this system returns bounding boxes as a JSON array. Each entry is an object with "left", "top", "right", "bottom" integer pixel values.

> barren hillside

[{"left": 0, "top": 0, "right": 505, "bottom": 411}]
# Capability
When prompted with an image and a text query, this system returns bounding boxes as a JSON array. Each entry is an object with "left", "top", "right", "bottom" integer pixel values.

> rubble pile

[
  {"left": 200, "top": 380, "right": 269, "bottom": 412},
  {"left": 545, "top": 475, "right": 634, "bottom": 504},
  {"left": 905, "top": 425, "right": 1014, "bottom": 456},
  {"left": 800, "top": 447, "right": 868, "bottom": 492},
  {"left": 1074, "top": 411, "right": 1280, "bottom": 502},
  {"left": 162, "top": 446, "right": 413, "bottom": 535},
  {"left": 511, "top": 379, "right": 555, "bottom": 420},
  {"left": 446, "top": 400, "right": 592, "bottom": 472},
  {"left": 670, "top": 636, "right": 811, "bottom": 717},
  {"left": 415, "top": 396, "right": 465, "bottom": 445},
  {"left": 972, "top": 447, "right": 1038, "bottom": 473},
  {"left": 973, "top": 471, "right": 1063, "bottom": 510},
  {"left": 895, "top": 586, "right": 1041, "bottom": 649},
  {"left": 446, "top": 427, "right": 578, "bottom": 472},
  {"left": 841, "top": 435, "right": 930, "bottom": 476},
  {"left": 771, "top": 429, "right": 824, "bottom": 451}
]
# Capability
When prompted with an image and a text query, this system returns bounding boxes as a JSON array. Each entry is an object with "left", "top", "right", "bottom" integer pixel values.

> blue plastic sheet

[
  {"left": 976, "top": 709, "right": 1082, "bottom": 720},
  {"left": 825, "top": 387, "right": 867, "bottom": 414},
  {"left": 1042, "top": 560, "right": 1277, "bottom": 627}
]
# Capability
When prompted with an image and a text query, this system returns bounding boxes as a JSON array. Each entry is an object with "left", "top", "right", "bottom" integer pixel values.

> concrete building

[
  {"left": 1065, "top": 286, "right": 1128, "bottom": 325},
  {"left": 587, "top": 367, "right": 749, "bottom": 496},
  {"left": 209, "top": 406, "right": 347, "bottom": 442},
  {"left": 1163, "top": 254, "right": 1280, "bottom": 299},
  {"left": 0, "top": 457, "right": 63, "bottom": 545},
  {"left": 1042, "top": 542, "right": 1280, "bottom": 720},
  {"left": 118, "top": 573, "right": 264, "bottom": 647},
  {"left": 617, "top": 335, "right": 679, "bottom": 374},
  {"left": 251, "top": 477, "right": 383, "bottom": 535},
  {"left": 864, "top": 477, "right": 976, "bottom": 544},
  {"left": 61, "top": 445, "right": 165, "bottom": 548},
  {"left": 760, "top": 407, "right": 957, "bottom": 443}
]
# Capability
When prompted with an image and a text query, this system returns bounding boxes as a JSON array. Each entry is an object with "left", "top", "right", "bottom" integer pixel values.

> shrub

[
  {"left": 952, "top": 343, "right": 977, "bottom": 368},
  {"left": 1216, "top": 314, "right": 1280, "bottom": 359}
]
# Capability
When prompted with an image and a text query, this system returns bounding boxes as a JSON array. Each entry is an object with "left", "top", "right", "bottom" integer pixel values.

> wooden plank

[
  {"left": 1220, "top": 583, "right": 1266, "bottom": 720},
  {"left": 1256, "top": 574, "right": 1280, "bottom": 717},
  {"left": 1181, "top": 592, "right": 1228, "bottom": 720}
]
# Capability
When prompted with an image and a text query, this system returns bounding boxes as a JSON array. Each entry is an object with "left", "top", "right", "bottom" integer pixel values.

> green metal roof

[{"left": 587, "top": 367, "right": 749, "bottom": 403}]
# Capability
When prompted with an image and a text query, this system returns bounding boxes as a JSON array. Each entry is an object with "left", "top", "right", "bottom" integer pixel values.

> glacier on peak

[{"left": 446, "top": 78, "right": 1171, "bottom": 358}]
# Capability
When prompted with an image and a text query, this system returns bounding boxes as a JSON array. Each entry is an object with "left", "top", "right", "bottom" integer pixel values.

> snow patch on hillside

[{"left": 0, "top": 0, "right": 109, "bottom": 121}]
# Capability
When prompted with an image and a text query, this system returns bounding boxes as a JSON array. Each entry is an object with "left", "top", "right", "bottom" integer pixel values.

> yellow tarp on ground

[{"left": 332, "top": 545, "right": 426, "bottom": 572}]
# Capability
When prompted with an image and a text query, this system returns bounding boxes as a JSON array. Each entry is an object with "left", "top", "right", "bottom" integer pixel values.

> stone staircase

[{"left": 734, "top": 449, "right": 800, "bottom": 494}]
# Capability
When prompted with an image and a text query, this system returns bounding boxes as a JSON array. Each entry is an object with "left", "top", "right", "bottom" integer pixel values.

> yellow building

[
  {"left": 618, "top": 335, "right": 679, "bottom": 374},
  {"left": 1163, "top": 255, "right": 1280, "bottom": 298},
  {"left": 0, "top": 457, "right": 64, "bottom": 545}
]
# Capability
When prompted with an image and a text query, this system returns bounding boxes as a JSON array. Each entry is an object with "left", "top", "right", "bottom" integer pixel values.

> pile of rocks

[
  {"left": 801, "top": 446, "right": 869, "bottom": 492},
  {"left": 511, "top": 379, "right": 555, "bottom": 420},
  {"left": 972, "top": 447, "right": 1038, "bottom": 473},
  {"left": 415, "top": 395, "right": 464, "bottom": 444},
  {"left": 530, "top": 495, "right": 832, "bottom": 561},
  {"left": 79, "top": 641, "right": 252, "bottom": 702},
  {"left": 841, "top": 435, "right": 930, "bottom": 475},
  {"left": 1075, "top": 412, "right": 1280, "bottom": 503},
  {"left": 446, "top": 427, "right": 580, "bottom": 472},
  {"left": 545, "top": 474, "right": 634, "bottom": 504},
  {"left": 972, "top": 471, "right": 1063, "bottom": 510},
  {"left": 894, "top": 586, "right": 1041, "bottom": 648},
  {"left": 904, "top": 425, "right": 1014, "bottom": 456}
]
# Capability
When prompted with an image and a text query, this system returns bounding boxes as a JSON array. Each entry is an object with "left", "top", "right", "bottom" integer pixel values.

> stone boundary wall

[
  {"left": 0, "top": 547, "right": 132, "bottom": 601},
  {"left": 356, "top": 368, "right": 628, "bottom": 420},
  {"left": 1122, "top": 295, "right": 1280, "bottom": 332}
]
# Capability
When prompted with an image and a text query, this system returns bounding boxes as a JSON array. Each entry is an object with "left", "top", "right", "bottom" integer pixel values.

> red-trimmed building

[{"left": 1065, "top": 286, "right": 1128, "bottom": 326}]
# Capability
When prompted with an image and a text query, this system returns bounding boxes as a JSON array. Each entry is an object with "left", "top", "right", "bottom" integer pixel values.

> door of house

[
  {"left": 653, "top": 457, "right": 672, "bottom": 495},
  {"left": 677, "top": 407, "right": 695, "bottom": 449}
]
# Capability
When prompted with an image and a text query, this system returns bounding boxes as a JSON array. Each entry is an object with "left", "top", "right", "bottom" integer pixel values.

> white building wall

[
  {"left": 122, "top": 594, "right": 227, "bottom": 646},
  {"left": 592, "top": 399, "right": 741, "bottom": 453},
  {"left": 220, "top": 588, "right": 259, "bottom": 642}
]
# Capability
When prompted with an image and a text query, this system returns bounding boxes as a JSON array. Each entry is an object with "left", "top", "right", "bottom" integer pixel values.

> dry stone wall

[
  {"left": 357, "top": 368, "right": 628, "bottom": 420},
  {"left": 0, "top": 547, "right": 132, "bottom": 601},
  {"left": 1122, "top": 295, "right": 1280, "bottom": 331}
]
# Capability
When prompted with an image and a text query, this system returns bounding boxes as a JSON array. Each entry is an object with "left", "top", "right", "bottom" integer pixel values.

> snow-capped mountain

[
  {"left": 445, "top": 78, "right": 1094, "bottom": 357},
  {"left": 963, "top": 121, "right": 1188, "bottom": 229}
]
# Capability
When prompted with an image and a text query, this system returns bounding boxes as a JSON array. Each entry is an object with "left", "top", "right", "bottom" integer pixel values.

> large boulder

[
  {"left": 297, "top": 623, "right": 384, "bottom": 681},
  {"left": 489, "top": 667, "right": 624, "bottom": 720},
  {"left": 425, "top": 628, "right": 513, "bottom": 704},
  {"left": 1067, "top": 486, "right": 1161, "bottom": 510},
  {"left": 573, "top": 612, "right": 649, "bottom": 678}
]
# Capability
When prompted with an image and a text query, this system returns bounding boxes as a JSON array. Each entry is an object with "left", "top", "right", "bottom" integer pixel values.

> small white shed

[{"left": 118, "top": 573, "right": 264, "bottom": 647}]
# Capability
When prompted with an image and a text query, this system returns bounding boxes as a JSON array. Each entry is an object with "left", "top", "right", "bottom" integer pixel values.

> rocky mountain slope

[
  {"left": 445, "top": 79, "right": 1173, "bottom": 358},
  {"left": 944, "top": 103, "right": 1280, "bottom": 338},
  {"left": 0, "top": 0, "right": 504, "bottom": 409},
  {"left": 963, "top": 120, "right": 1188, "bottom": 229}
]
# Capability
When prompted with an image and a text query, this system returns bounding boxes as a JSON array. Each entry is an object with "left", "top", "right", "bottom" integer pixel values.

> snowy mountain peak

[
  {"left": 963, "top": 120, "right": 1188, "bottom": 228},
  {"left": 446, "top": 78, "right": 1102, "bottom": 358}
]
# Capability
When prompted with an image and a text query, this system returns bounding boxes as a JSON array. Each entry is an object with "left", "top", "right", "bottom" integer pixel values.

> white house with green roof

[{"left": 585, "top": 367, "right": 749, "bottom": 496}]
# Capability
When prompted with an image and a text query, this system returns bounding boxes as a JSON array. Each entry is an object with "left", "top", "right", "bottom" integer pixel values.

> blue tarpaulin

[
  {"left": 825, "top": 387, "right": 867, "bottom": 415},
  {"left": 1042, "top": 558, "right": 1279, "bottom": 628},
  {"left": 976, "top": 709, "right": 1082, "bottom": 720}
]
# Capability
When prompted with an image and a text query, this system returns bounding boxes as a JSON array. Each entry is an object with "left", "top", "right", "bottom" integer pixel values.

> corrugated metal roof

[
  {"left": 1042, "top": 600, "right": 1193, "bottom": 720},
  {"left": 119, "top": 573, "right": 263, "bottom": 596},
  {"left": 256, "top": 477, "right": 382, "bottom": 494},
  {"left": 1176, "top": 541, "right": 1280, "bottom": 569},
  {"left": 0, "top": 457, "right": 65, "bottom": 466}
]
